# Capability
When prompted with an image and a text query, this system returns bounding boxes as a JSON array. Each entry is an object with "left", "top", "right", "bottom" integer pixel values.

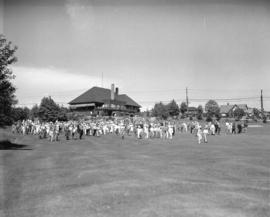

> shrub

[{"left": 206, "top": 115, "right": 212, "bottom": 122}]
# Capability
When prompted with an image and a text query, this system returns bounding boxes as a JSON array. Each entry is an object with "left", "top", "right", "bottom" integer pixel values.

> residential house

[{"left": 220, "top": 104, "right": 237, "bottom": 117}]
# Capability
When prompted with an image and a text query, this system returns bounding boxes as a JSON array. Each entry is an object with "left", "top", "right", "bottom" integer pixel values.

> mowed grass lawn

[{"left": 0, "top": 125, "right": 269, "bottom": 217}]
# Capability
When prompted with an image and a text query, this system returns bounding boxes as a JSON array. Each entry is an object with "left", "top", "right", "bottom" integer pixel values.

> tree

[
  {"left": 206, "top": 115, "right": 212, "bottom": 122},
  {"left": 146, "top": 109, "right": 150, "bottom": 117},
  {"left": 38, "top": 96, "right": 66, "bottom": 122},
  {"left": 11, "top": 107, "right": 30, "bottom": 122},
  {"left": 152, "top": 102, "right": 169, "bottom": 119},
  {"left": 0, "top": 35, "right": 18, "bottom": 126},
  {"left": 58, "top": 106, "right": 68, "bottom": 121},
  {"left": 180, "top": 102, "right": 188, "bottom": 115},
  {"left": 167, "top": 99, "right": 180, "bottom": 117},
  {"left": 253, "top": 108, "right": 261, "bottom": 119},
  {"left": 205, "top": 100, "right": 220, "bottom": 118},
  {"left": 233, "top": 108, "right": 245, "bottom": 120},
  {"left": 197, "top": 105, "right": 203, "bottom": 120},
  {"left": 30, "top": 104, "right": 39, "bottom": 119}
]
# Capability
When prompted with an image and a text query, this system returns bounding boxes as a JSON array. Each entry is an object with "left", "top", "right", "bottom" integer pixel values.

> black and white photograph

[{"left": 0, "top": 0, "right": 270, "bottom": 216}]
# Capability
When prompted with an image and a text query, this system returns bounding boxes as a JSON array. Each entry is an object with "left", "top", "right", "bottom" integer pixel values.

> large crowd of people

[{"left": 11, "top": 117, "right": 248, "bottom": 144}]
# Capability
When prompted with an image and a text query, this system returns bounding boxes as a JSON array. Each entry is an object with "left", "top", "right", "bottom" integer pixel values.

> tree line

[
  {"left": 151, "top": 100, "right": 212, "bottom": 120},
  {"left": 150, "top": 99, "right": 263, "bottom": 121},
  {"left": 11, "top": 97, "right": 69, "bottom": 123}
]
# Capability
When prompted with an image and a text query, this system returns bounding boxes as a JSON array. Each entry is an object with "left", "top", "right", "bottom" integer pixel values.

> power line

[
  {"left": 189, "top": 96, "right": 259, "bottom": 101},
  {"left": 136, "top": 97, "right": 260, "bottom": 104},
  {"left": 188, "top": 88, "right": 270, "bottom": 92},
  {"left": 14, "top": 87, "right": 270, "bottom": 98},
  {"left": 16, "top": 96, "right": 261, "bottom": 105}
]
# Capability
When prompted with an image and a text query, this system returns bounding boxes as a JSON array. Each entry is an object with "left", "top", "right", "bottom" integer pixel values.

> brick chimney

[{"left": 111, "top": 84, "right": 115, "bottom": 100}]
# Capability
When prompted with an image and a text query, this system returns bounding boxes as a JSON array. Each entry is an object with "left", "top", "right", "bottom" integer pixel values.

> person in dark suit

[{"left": 232, "top": 122, "right": 236, "bottom": 134}]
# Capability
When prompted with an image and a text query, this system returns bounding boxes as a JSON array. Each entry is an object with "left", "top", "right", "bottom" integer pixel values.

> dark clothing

[
  {"left": 232, "top": 123, "right": 236, "bottom": 134},
  {"left": 64, "top": 127, "right": 70, "bottom": 140},
  {"left": 77, "top": 125, "right": 83, "bottom": 139},
  {"left": 237, "top": 124, "right": 242, "bottom": 134}
]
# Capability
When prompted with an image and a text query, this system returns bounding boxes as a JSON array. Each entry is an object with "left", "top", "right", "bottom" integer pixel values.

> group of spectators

[
  {"left": 11, "top": 117, "right": 248, "bottom": 143},
  {"left": 225, "top": 121, "right": 248, "bottom": 134},
  {"left": 11, "top": 118, "right": 178, "bottom": 142}
]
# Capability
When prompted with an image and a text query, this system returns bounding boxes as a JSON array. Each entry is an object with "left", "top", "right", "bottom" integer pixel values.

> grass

[{"left": 0, "top": 125, "right": 269, "bottom": 217}]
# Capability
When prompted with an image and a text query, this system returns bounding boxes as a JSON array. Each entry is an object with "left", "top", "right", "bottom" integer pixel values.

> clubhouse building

[{"left": 68, "top": 84, "right": 141, "bottom": 116}]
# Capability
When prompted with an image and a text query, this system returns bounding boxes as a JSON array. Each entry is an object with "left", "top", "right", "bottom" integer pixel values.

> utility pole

[
  {"left": 261, "top": 89, "right": 264, "bottom": 114},
  {"left": 186, "top": 87, "right": 189, "bottom": 106}
]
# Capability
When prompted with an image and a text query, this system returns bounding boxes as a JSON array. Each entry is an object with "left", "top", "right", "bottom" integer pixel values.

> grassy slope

[{"left": 0, "top": 126, "right": 269, "bottom": 217}]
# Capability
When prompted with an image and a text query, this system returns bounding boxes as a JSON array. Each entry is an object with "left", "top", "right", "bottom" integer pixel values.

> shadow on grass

[{"left": 0, "top": 140, "right": 32, "bottom": 150}]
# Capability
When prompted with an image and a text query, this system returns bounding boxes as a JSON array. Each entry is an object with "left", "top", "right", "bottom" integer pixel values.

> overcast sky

[{"left": 1, "top": 0, "right": 270, "bottom": 110}]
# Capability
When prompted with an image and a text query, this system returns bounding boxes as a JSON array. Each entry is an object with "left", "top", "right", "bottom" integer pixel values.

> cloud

[
  {"left": 12, "top": 66, "right": 114, "bottom": 106},
  {"left": 65, "top": 0, "right": 95, "bottom": 32}
]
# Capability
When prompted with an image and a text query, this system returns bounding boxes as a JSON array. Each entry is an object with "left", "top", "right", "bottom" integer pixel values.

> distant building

[
  {"left": 264, "top": 111, "right": 270, "bottom": 118},
  {"left": 220, "top": 104, "right": 249, "bottom": 118},
  {"left": 236, "top": 104, "right": 248, "bottom": 113},
  {"left": 68, "top": 84, "right": 141, "bottom": 116},
  {"left": 246, "top": 108, "right": 255, "bottom": 117},
  {"left": 220, "top": 104, "right": 237, "bottom": 117}
]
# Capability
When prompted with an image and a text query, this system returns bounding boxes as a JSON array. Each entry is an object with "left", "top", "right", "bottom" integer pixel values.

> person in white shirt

[
  {"left": 197, "top": 126, "right": 203, "bottom": 144},
  {"left": 210, "top": 123, "right": 215, "bottom": 135},
  {"left": 144, "top": 123, "right": 149, "bottom": 139},
  {"left": 168, "top": 123, "right": 174, "bottom": 139},
  {"left": 137, "top": 124, "right": 143, "bottom": 139},
  {"left": 203, "top": 125, "right": 209, "bottom": 143}
]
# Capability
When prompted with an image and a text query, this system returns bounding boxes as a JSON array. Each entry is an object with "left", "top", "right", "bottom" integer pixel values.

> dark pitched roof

[
  {"left": 69, "top": 86, "right": 141, "bottom": 107},
  {"left": 117, "top": 94, "right": 141, "bottom": 107},
  {"left": 220, "top": 104, "right": 235, "bottom": 114},
  {"left": 69, "top": 87, "right": 110, "bottom": 104},
  {"left": 236, "top": 104, "right": 248, "bottom": 111}
]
